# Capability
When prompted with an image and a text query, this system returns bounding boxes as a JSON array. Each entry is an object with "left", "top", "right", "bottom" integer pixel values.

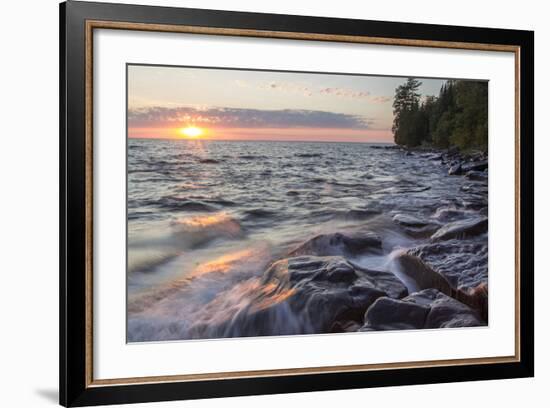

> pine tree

[
  {"left": 392, "top": 78, "right": 422, "bottom": 146},
  {"left": 391, "top": 78, "right": 487, "bottom": 151}
]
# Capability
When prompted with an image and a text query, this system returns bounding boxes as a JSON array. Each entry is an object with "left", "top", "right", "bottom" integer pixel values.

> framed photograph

[{"left": 60, "top": 1, "right": 534, "bottom": 406}]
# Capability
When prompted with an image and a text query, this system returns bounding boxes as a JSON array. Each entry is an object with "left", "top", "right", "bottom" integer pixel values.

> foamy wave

[
  {"left": 170, "top": 212, "right": 243, "bottom": 248},
  {"left": 128, "top": 248, "right": 180, "bottom": 274}
]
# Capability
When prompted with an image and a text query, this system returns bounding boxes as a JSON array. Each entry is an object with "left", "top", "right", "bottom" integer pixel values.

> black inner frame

[{"left": 60, "top": 1, "right": 534, "bottom": 406}]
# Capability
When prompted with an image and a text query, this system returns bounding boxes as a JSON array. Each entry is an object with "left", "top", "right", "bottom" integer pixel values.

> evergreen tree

[
  {"left": 392, "top": 78, "right": 422, "bottom": 146},
  {"left": 391, "top": 78, "right": 487, "bottom": 151}
]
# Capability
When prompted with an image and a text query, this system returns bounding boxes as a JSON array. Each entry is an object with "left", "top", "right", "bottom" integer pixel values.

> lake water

[{"left": 127, "top": 138, "right": 487, "bottom": 342}]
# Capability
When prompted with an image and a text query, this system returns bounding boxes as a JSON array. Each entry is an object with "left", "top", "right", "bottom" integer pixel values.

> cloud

[
  {"left": 234, "top": 80, "right": 392, "bottom": 103},
  {"left": 128, "top": 106, "right": 373, "bottom": 129},
  {"left": 319, "top": 87, "right": 370, "bottom": 99},
  {"left": 260, "top": 81, "right": 313, "bottom": 97},
  {"left": 258, "top": 82, "right": 371, "bottom": 99},
  {"left": 370, "top": 95, "right": 392, "bottom": 104}
]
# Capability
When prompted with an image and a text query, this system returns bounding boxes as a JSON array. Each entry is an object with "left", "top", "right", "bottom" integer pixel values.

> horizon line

[{"left": 127, "top": 136, "right": 396, "bottom": 145}]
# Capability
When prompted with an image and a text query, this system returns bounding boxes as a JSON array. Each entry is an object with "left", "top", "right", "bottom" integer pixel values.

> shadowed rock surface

[
  {"left": 189, "top": 256, "right": 409, "bottom": 338},
  {"left": 430, "top": 217, "right": 488, "bottom": 241},
  {"left": 392, "top": 213, "right": 441, "bottom": 238},
  {"left": 288, "top": 232, "right": 382, "bottom": 257},
  {"left": 361, "top": 289, "right": 483, "bottom": 331},
  {"left": 397, "top": 239, "right": 488, "bottom": 320},
  {"left": 465, "top": 170, "right": 488, "bottom": 181}
]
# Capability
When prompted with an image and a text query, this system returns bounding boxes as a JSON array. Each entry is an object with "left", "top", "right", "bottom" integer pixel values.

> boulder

[
  {"left": 288, "top": 232, "right": 382, "bottom": 257},
  {"left": 396, "top": 240, "right": 488, "bottom": 320},
  {"left": 361, "top": 289, "right": 484, "bottom": 331},
  {"left": 392, "top": 214, "right": 441, "bottom": 238},
  {"left": 461, "top": 160, "right": 488, "bottom": 173},
  {"left": 432, "top": 207, "right": 469, "bottom": 222},
  {"left": 430, "top": 217, "right": 488, "bottom": 241},
  {"left": 448, "top": 160, "right": 488, "bottom": 176},
  {"left": 362, "top": 297, "right": 429, "bottom": 330},
  {"left": 465, "top": 170, "right": 488, "bottom": 181},
  {"left": 448, "top": 163, "right": 462, "bottom": 175},
  {"left": 392, "top": 214, "right": 429, "bottom": 227},
  {"left": 183, "top": 256, "right": 408, "bottom": 338}
]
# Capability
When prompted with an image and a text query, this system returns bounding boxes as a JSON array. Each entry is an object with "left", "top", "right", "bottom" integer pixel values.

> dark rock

[
  {"left": 465, "top": 170, "right": 488, "bottom": 181},
  {"left": 361, "top": 289, "right": 484, "bottom": 331},
  {"left": 288, "top": 232, "right": 382, "bottom": 257},
  {"left": 460, "top": 184, "right": 476, "bottom": 192},
  {"left": 370, "top": 144, "right": 399, "bottom": 150},
  {"left": 392, "top": 214, "right": 429, "bottom": 227},
  {"left": 423, "top": 290, "right": 485, "bottom": 328},
  {"left": 461, "top": 160, "right": 488, "bottom": 173},
  {"left": 447, "top": 146, "right": 460, "bottom": 156},
  {"left": 448, "top": 163, "right": 462, "bottom": 175},
  {"left": 362, "top": 297, "right": 429, "bottom": 330},
  {"left": 432, "top": 207, "right": 469, "bottom": 222},
  {"left": 431, "top": 217, "right": 488, "bottom": 241},
  {"left": 392, "top": 213, "right": 441, "bottom": 238},
  {"left": 218, "top": 256, "right": 407, "bottom": 337},
  {"left": 330, "top": 320, "right": 361, "bottom": 332},
  {"left": 396, "top": 239, "right": 488, "bottom": 320},
  {"left": 448, "top": 160, "right": 488, "bottom": 176}
]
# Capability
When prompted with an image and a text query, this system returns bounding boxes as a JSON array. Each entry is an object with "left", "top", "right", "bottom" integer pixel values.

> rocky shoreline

[
  {"left": 211, "top": 146, "right": 490, "bottom": 336},
  {"left": 128, "top": 142, "right": 489, "bottom": 341}
]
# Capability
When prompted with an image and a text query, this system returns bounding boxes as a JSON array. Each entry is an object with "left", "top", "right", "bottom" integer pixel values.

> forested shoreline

[{"left": 392, "top": 78, "right": 488, "bottom": 152}]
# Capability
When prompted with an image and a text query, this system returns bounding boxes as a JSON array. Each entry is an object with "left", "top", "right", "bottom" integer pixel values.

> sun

[{"left": 179, "top": 126, "right": 203, "bottom": 138}]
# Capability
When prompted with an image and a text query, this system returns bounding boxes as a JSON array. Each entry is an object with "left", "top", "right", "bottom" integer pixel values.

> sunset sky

[{"left": 128, "top": 64, "right": 446, "bottom": 143}]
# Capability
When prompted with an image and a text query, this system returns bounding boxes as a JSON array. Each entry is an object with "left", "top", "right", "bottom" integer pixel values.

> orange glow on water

[{"left": 192, "top": 248, "right": 257, "bottom": 277}]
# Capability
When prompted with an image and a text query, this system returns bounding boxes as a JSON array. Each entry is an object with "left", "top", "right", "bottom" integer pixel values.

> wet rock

[
  {"left": 460, "top": 184, "right": 477, "bottom": 192},
  {"left": 330, "top": 320, "right": 361, "bottom": 332},
  {"left": 393, "top": 214, "right": 429, "bottom": 227},
  {"left": 362, "top": 297, "right": 429, "bottom": 330},
  {"left": 432, "top": 207, "right": 469, "bottom": 222},
  {"left": 431, "top": 217, "right": 488, "bottom": 241},
  {"left": 448, "top": 159, "right": 488, "bottom": 176},
  {"left": 371, "top": 145, "right": 399, "bottom": 150},
  {"left": 465, "top": 170, "right": 488, "bottom": 181},
  {"left": 392, "top": 213, "right": 441, "bottom": 238},
  {"left": 361, "top": 289, "right": 484, "bottom": 331},
  {"left": 220, "top": 256, "right": 410, "bottom": 335},
  {"left": 461, "top": 160, "right": 488, "bottom": 173},
  {"left": 288, "top": 232, "right": 382, "bottom": 257},
  {"left": 396, "top": 240, "right": 488, "bottom": 320},
  {"left": 448, "top": 163, "right": 462, "bottom": 175}
]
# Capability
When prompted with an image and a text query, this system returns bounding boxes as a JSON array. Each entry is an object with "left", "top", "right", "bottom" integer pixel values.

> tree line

[{"left": 392, "top": 78, "right": 488, "bottom": 151}]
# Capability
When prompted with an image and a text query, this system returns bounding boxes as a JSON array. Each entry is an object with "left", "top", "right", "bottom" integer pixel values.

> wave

[
  {"left": 168, "top": 212, "right": 243, "bottom": 246},
  {"left": 239, "top": 154, "right": 268, "bottom": 160},
  {"left": 199, "top": 158, "right": 221, "bottom": 164},
  {"left": 242, "top": 208, "right": 278, "bottom": 220},
  {"left": 128, "top": 247, "right": 180, "bottom": 274},
  {"left": 153, "top": 197, "right": 220, "bottom": 212},
  {"left": 127, "top": 246, "right": 281, "bottom": 340},
  {"left": 295, "top": 152, "right": 323, "bottom": 158}
]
